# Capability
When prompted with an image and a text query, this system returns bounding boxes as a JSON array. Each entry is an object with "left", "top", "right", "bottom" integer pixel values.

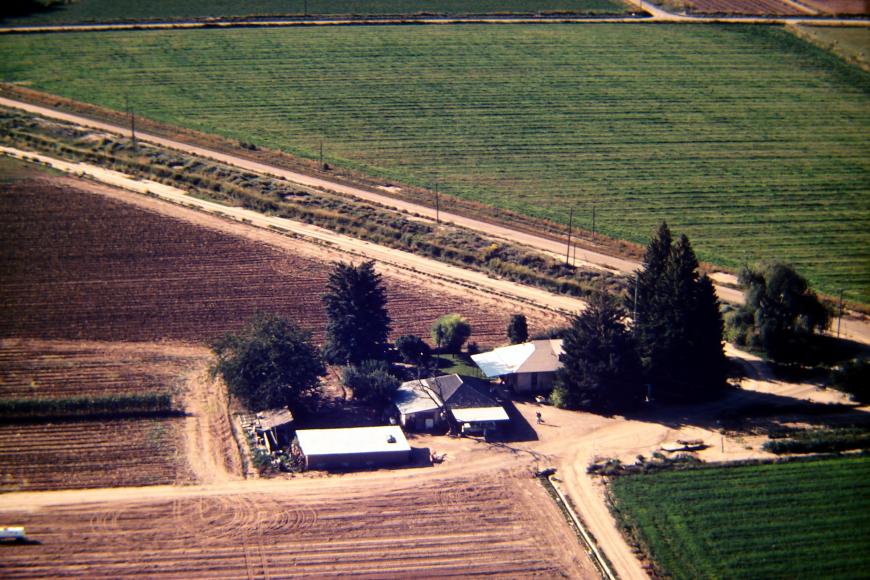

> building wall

[
  {"left": 400, "top": 409, "right": 441, "bottom": 432},
  {"left": 305, "top": 450, "right": 412, "bottom": 471},
  {"left": 512, "top": 372, "right": 556, "bottom": 393}
]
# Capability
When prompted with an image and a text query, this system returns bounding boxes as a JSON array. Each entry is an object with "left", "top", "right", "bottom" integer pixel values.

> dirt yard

[{"left": 0, "top": 469, "right": 594, "bottom": 579}]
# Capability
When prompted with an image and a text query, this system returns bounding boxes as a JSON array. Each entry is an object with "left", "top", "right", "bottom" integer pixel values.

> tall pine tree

[
  {"left": 322, "top": 261, "right": 391, "bottom": 365},
  {"left": 553, "top": 291, "right": 642, "bottom": 411},
  {"left": 633, "top": 225, "right": 726, "bottom": 401}
]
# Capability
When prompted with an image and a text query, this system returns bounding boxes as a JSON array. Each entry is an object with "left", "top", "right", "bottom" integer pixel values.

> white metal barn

[{"left": 294, "top": 426, "right": 411, "bottom": 471}]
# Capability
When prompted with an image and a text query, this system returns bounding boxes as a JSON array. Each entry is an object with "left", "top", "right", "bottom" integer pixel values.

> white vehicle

[{"left": 0, "top": 527, "right": 26, "bottom": 542}]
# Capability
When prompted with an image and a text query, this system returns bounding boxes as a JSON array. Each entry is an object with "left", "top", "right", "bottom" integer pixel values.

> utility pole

[
  {"left": 565, "top": 208, "right": 573, "bottom": 265},
  {"left": 319, "top": 140, "right": 324, "bottom": 169},
  {"left": 591, "top": 205, "right": 596, "bottom": 240},
  {"left": 125, "top": 95, "right": 137, "bottom": 151},
  {"left": 435, "top": 182, "right": 440, "bottom": 225},
  {"left": 837, "top": 289, "right": 844, "bottom": 338},
  {"left": 633, "top": 273, "right": 639, "bottom": 329}
]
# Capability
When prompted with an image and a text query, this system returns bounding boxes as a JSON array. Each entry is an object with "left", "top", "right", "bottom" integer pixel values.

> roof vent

[{"left": 387, "top": 435, "right": 397, "bottom": 444}]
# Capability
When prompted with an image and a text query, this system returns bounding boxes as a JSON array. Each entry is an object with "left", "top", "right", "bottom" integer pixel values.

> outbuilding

[
  {"left": 472, "top": 339, "right": 564, "bottom": 393},
  {"left": 395, "top": 374, "right": 509, "bottom": 437},
  {"left": 294, "top": 426, "right": 411, "bottom": 471}
]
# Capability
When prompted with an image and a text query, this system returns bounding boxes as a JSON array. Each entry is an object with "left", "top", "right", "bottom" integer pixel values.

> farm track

[{"left": 0, "top": 11, "right": 868, "bottom": 33}]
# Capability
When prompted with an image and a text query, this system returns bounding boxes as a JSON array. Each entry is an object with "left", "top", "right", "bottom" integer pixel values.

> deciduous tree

[
  {"left": 211, "top": 313, "right": 325, "bottom": 412},
  {"left": 728, "top": 263, "right": 830, "bottom": 363},
  {"left": 431, "top": 313, "right": 471, "bottom": 354}
]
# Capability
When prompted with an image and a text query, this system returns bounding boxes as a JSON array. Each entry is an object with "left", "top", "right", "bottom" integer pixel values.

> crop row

[
  {"left": 0, "top": 418, "right": 193, "bottom": 491},
  {"left": 0, "top": 340, "right": 202, "bottom": 399},
  {"left": 610, "top": 456, "right": 870, "bottom": 579},
  {"left": 2, "top": 24, "right": 864, "bottom": 300}
]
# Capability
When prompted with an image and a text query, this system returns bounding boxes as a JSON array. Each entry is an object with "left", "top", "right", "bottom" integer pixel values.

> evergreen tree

[
  {"left": 323, "top": 261, "right": 391, "bottom": 365},
  {"left": 507, "top": 314, "right": 529, "bottom": 344},
  {"left": 552, "top": 291, "right": 642, "bottom": 411},
  {"left": 211, "top": 313, "right": 325, "bottom": 412},
  {"left": 633, "top": 225, "right": 726, "bottom": 401}
]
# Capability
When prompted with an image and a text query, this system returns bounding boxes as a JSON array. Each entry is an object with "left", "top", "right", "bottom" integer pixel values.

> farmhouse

[
  {"left": 472, "top": 340, "right": 564, "bottom": 393},
  {"left": 294, "top": 426, "right": 411, "bottom": 471},
  {"left": 396, "top": 374, "right": 509, "bottom": 436}
]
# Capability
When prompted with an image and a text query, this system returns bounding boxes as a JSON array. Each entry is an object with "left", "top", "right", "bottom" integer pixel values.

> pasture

[
  {"left": 1, "top": 24, "right": 866, "bottom": 301},
  {"left": 609, "top": 456, "right": 870, "bottom": 579},
  {"left": 0, "top": 0, "right": 629, "bottom": 25}
]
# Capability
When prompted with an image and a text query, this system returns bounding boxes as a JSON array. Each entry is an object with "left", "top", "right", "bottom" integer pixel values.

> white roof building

[
  {"left": 295, "top": 426, "right": 411, "bottom": 470},
  {"left": 472, "top": 339, "right": 564, "bottom": 378}
]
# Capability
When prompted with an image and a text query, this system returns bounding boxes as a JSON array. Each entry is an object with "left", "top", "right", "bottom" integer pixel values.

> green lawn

[
  {"left": 610, "top": 455, "right": 870, "bottom": 579},
  {"left": 1, "top": 24, "right": 867, "bottom": 301},
  {"left": 0, "top": 0, "right": 629, "bottom": 25}
]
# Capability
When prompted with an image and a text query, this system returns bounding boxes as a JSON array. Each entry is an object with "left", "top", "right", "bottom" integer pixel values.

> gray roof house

[
  {"left": 395, "top": 374, "right": 509, "bottom": 436},
  {"left": 471, "top": 339, "right": 564, "bottom": 393}
]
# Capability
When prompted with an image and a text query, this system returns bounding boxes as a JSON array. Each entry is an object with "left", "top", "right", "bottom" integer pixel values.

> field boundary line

[{"left": 541, "top": 474, "right": 619, "bottom": 580}]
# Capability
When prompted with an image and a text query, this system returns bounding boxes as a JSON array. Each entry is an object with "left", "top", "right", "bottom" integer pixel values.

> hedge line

[{"left": 0, "top": 393, "right": 177, "bottom": 420}]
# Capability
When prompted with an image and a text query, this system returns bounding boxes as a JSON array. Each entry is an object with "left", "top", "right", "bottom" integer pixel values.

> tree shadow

[
  {"left": 484, "top": 397, "right": 539, "bottom": 443},
  {"left": 620, "top": 385, "right": 869, "bottom": 436}
]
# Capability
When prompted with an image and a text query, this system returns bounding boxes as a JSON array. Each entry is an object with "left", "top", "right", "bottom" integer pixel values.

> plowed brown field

[
  {"left": 685, "top": 0, "right": 805, "bottom": 14},
  {"left": 0, "top": 472, "right": 589, "bottom": 579},
  {"left": 0, "top": 339, "right": 202, "bottom": 400},
  {"left": 801, "top": 0, "right": 870, "bottom": 13},
  {"left": 0, "top": 178, "right": 541, "bottom": 347},
  {"left": 0, "top": 418, "right": 193, "bottom": 492}
]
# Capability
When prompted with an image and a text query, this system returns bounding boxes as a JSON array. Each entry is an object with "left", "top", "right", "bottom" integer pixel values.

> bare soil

[
  {"left": 0, "top": 470, "right": 593, "bottom": 579},
  {"left": 0, "top": 176, "right": 563, "bottom": 348},
  {"left": 801, "top": 0, "right": 870, "bottom": 14}
]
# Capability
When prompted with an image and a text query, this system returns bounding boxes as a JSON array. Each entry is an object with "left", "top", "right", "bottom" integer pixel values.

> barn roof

[
  {"left": 472, "top": 340, "right": 564, "bottom": 378},
  {"left": 295, "top": 426, "right": 410, "bottom": 457}
]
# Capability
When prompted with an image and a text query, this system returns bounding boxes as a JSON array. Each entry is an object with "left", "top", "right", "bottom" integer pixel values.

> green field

[
  {"left": 1, "top": 24, "right": 868, "bottom": 301},
  {"left": 794, "top": 25, "right": 870, "bottom": 71},
  {"left": 610, "top": 456, "right": 870, "bottom": 579},
  {"left": 0, "top": 0, "right": 629, "bottom": 25}
]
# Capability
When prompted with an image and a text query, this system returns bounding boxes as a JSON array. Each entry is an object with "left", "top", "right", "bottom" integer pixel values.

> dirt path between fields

[{"left": 0, "top": 12, "right": 867, "bottom": 34}]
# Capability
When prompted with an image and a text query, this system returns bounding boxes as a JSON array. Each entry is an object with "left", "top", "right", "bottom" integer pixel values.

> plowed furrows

[
  {"left": 0, "top": 419, "right": 191, "bottom": 491},
  {"left": 1, "top": 181, "right": 526, "bottom": 348},
  {"left": 0, "top": 342, "right": 199, "bottom": 399},
  {"left": 0, "top": 474, "right": 575, "bottom": 578}
]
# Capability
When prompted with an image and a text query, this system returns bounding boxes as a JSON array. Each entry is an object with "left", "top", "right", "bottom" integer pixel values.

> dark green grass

[
  {"left": 0, "top": 0, "right": 629, "bottom": 25},
  {"left": 1, "top": 24, "right": 867, "bottom": 301},
  {"left": 610, "top": 455, "right": 870, "bottom": 579}
]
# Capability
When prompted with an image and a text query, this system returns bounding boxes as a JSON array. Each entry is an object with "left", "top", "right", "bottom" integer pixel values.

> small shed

[
  {"left": 254, "top": 407, "right": 295, "bottom": 452},
  {"left": 294, "top": 426, "right": 411, "bottom": 471}
]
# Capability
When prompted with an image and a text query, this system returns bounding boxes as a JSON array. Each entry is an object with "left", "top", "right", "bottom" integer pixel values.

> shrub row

[
  {"left": 762, "top": 427, "right": 870, "bottom": 455},
  {"left": 0, "top": 110, "right": 627, "bottom": 302},
  {"left": 0, "top": 393, "right": 176, "bottom": 420}
]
